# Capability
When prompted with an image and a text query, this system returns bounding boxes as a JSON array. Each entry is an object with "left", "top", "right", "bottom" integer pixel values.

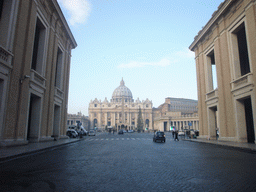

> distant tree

[{"left": 137, "top": 107, "right": 143, "bottom": 132}]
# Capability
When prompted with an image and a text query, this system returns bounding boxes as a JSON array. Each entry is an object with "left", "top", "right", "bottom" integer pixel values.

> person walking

[
  {"left": 174, "top": 130, "right": 179, "bottom": 141},
  {"left": 172, "top": 128, "right": 175, "bottom": 138}
]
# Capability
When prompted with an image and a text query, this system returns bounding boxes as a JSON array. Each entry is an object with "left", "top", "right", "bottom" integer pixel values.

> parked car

[
  {"left": 66, "top": 129, "right": 78, "bottom": 138},
  {"left": 178, "top": 131, "right": 185, "bottom": 136},
  {"left": 153, "top": 131, "right": 166, "bottom": 143},
  {"left": 118, "top": 130, "right": 123, "bottom": 134},
  {"left": 123, "top": 130, "right": 127, "bottom": 133},
  {"left": 128, "top": 130, "right": 134, "bottom": 133},
  {"left": 88, "top": 130, "right": 96, "bottom": 136}
]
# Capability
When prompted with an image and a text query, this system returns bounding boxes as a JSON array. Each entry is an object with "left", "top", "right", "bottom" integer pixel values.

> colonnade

[
  {"left": 92, "top": 111, "right": 153, "bottom": 130},
  {"left": 170, "top": 120, "right": 199, "bottom": 130}
]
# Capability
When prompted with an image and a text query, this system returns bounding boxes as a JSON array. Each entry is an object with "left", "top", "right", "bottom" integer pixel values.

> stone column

[{"left": 105, "top": 113, "right": 107, "bottom": 129}]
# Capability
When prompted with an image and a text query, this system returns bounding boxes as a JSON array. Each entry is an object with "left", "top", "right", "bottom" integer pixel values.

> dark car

[
  {"left": 153, "top": 131, "right": 166, "bottom": 143},
  {"left": 118, "top": 130, "right": 123, "bottom": 134}
]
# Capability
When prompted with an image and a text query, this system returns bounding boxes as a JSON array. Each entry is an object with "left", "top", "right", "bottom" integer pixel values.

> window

[
  {"left": 235, "top": 23, "right": 250, "bottom": 76},
  {"left": 206, "top": 49, "right": 218, "bottom": 91},
  {"left": 31, "top": 18, "right": 46, "bottom": 74},
  {"left": 94, "top": 113, "right": 97, "bottom": 117},
  {"left": 55, "top": 48, "right": 63, "bottom": 89},
  {"left": 230, "top": 22, "right": 250, "bottom": 78},
  {"left": 94, "top": 104, "right": 97, "bottom": 107},
  {"left": 0, "top": 79, "right": 3, "bottom": 110},
  {"left": 0, "top": 0, "right": 4, "bottom": 19}
]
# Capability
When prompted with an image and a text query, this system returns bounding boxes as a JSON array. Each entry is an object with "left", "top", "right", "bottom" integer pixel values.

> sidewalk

[
  {"left": 184, "top": 137, "right": 256, "bottom": 153},
  {"left": 0, "top": 138, "right": 83, "bottom": 163}
]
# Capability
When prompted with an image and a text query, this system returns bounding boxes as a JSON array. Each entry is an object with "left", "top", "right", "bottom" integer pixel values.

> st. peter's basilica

[{"left": 88, "top": 78, "right": 153, "bottom": 130}]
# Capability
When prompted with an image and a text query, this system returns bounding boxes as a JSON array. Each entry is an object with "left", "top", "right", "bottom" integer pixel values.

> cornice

[
  {"left": 51, "top": 0, "right": 77, "bottom": 49},
  {"left": 189, "top": 0, "right": 233, "bottom": 51}
]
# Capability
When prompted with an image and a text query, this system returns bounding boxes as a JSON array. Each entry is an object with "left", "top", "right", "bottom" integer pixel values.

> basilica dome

[{"left": 112, "top": 78, "right": 133, "bottom": 100}]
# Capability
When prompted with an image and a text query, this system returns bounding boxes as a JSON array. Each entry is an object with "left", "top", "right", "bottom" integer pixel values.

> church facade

[{"left": 88, "top": 79, "right": 153, "bottom": 131}]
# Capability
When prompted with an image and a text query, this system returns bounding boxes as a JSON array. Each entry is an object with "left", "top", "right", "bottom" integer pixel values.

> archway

[
  {"left": 145, "top": 119, "right": 149, "bottom": 128},
  {"left": 93, "top": 119, "right": 98, "bottom": 128}
]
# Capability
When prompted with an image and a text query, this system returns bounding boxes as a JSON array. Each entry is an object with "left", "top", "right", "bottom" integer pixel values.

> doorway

[
  {"left": 164, "top": 122, "right": 167, "bottom": 132},
  {"left": 243, "top": 98, "right": 255, "bottom": 143},
  {"left": 53, "top": 105, "right": 61, "bottom": 138},
  {"left": 27, "top": 94, "right": 41, "bottom": 142},
  {"left": 208, "top": 106, "right": 218, "bottom": 140}
]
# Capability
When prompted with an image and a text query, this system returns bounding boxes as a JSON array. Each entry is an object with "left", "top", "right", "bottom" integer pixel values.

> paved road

[{"left": 1, "top": 132, "right": 256, "bottom": 192}]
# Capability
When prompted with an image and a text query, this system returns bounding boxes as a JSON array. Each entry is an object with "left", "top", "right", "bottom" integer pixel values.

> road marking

[{"left": 85, "top": 137, "right": 153, "bottom": 141}]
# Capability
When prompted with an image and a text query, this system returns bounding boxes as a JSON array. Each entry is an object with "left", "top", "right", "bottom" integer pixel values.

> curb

[
  {"left": 184, "top": 139, "right": 256, "bottom": 153},
  {"left": 0, "top": 138, "right": 84, "bottom": 163}
]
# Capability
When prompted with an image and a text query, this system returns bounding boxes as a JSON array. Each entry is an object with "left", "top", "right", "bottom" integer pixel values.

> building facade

[
  {"left": 88, "top": 79, "right": 153, "bottom": 131},
  {"left": 67, "top": 112, "right": 90, "bottom": 130},
  {"left": 153, "top": 98, "right": 199, "bottom": 132},
  {"left": 189, "top": 0, "right": 256, "bottom": 143},
  {"left": 0, "top": 0, "right": 77, "bottom": 146}
]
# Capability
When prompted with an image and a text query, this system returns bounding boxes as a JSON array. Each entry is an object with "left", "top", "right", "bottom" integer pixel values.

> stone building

[
  {"left": 67, "top": 112, "right": 90, "bottom": 130},
  {"left": 189, "top": 0, "right": 256, "bottom": 143},
  {"left": 0, "top": 0, "right": 77, "bottom": 146},
  {"left": 153, "top": 98, "right": 199, "bottom": 132},
  {"left": 88, "top": 78, "right": 153, "bottom": 131}
]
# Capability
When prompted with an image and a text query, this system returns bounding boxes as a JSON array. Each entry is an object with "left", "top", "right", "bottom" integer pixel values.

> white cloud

[
  {"left": 58, "top": 0, "right": 91, "bottom": 25},
  {"left": 117, "top": 58, "right": 175, "bottom": 69},
  {"left": 175, "top": 48, "right": 195, "bottom": 59},
  {"left": 117, "top": 48, "right": 195, "bottom": 69}
]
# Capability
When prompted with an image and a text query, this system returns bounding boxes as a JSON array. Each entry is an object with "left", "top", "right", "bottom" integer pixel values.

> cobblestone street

[{"left": 1, "top": 132, "right": 256, "bottom": 192}]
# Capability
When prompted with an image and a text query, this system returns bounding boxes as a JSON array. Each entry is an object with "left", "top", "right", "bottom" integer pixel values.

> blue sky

[{"left": 57, "top": 0, "right": 224, "bottom": 116}]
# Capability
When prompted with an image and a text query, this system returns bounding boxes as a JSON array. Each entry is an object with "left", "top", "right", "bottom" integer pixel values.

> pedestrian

[
  {"left": 113, "top": 129, "right": 114, "bottom": 134},
  {"left": 174, "top": 130, "right": 179, "bottom": 141},
  {"left": 172, "top": 128, "right": 175, "bottom": 138}
]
